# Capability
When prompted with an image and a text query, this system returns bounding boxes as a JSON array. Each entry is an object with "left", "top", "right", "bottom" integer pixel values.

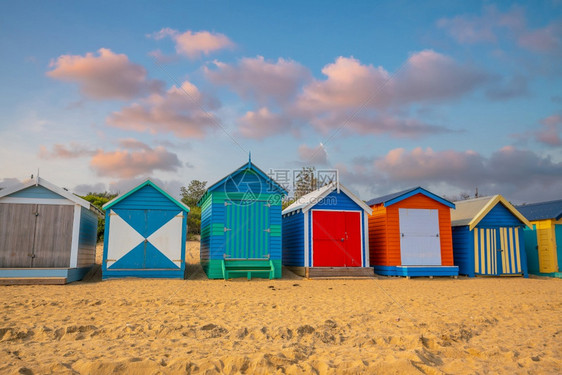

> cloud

[
  {"left": 90, "top": 144, "right": 182, "bottom": 178},
  {"left": 73, "top": 183, "right": 107, "bottom": 196},
  {"left": 149, "top": 28, "right": 234, "bottom": 59},
  {"left": 345, "top": 146, "right": 562, "bottom": 203},
  {"left": 0, "top": 178, "right": 21, "bottom": 189},
  {"left": 517, "top": 21, "right": 562, "bottom": 53},
  {"left": 238, "top": 108, "right": 293, "bottom": 139},
  {"left": 485, "top": 75, "right": 529, "bottom": 100},
  {"left": 298, "top": 143, "right": 328, "bottom": 165},
  {"left": 535, "top": 114, "right": 562, "bottom": 146},
  {"left": 438, "top": 5, "right": 562, "bottom": 54},
  {"left": 47, "top": 48, "right": 163, "bottom": 100},
  {"left": 73, "top": 178, "right": 185, "bottom": 200},
  {"left": 310, "top": 112, "right": 455, "bottom": 138},
  {"left": 39, "top": 143, "right": 96, "bottom": 159},
  {"left": 205, "top": 56, "right": 310, "bottom": 105},
  {"left": 295, "top": 51, "right": 490, "bottom": 114},
  {"left": 107, "top": 80, "right": 220, "bottom": 138}
]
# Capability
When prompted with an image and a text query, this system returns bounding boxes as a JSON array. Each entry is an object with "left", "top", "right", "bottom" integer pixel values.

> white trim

[
  {"left": 363, "top": 212, "right": 370, "bottom": 267},
  {"left": 69, "top": 205, "right": 81, "bottom": 268},
  {"left": 310, "top": 210, "right": 315, "bottom": 267},
  {"left": 0, "top": 177, "right": 92, "bottom": 210},
  {"left": 304, "top": 210, "right": 310, "bottom": 267},
  {"left": 0, "top": 197, "right": 74, "bottom": 205},
  {"left": 282, "top": 182, "right": 373, "bottom": 216}
]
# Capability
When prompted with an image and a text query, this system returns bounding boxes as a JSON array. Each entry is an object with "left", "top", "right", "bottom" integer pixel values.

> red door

[{"left": 312, "top": 211, "right": 362, "bottom": 267}]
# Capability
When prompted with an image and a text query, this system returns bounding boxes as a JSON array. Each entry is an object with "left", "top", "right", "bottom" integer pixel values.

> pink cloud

[
  {"left": 90, "top": 145, "right": 181, "bottom": 178},
  {"left": 47, "top": 48, "right": 163, "bottom": 100},
  {"left": 518, "top": 21, "right": 562, "bottom": 53},
  {"left": 438, "top": 5, "right": 561, "bottom": 54},
  {"left": 310, "top": 112, "right": 454, "bottom": 138},
  {"left": 107, "top": 81, "right": 220, "bottom": 138},
  {"left": 298, "top": 143, "right": 328, "bottom": 165},
  {"left": 238, "top": 108, "right": 292, "bottom": 139},
  {"left": 535, "top": 115, "right": 562, "bottom": 146},
  {"left": 39, "top": 143, "right": 96, "bottom": 159},
  {"left": 205, "top": 56, "right": 310, "bottom": 105},
  {"left": 149, "top": 28, "right": 234, "bottom": 59},
  {"left": 295, "top": 51, "right": 489, "bottom": 115}
]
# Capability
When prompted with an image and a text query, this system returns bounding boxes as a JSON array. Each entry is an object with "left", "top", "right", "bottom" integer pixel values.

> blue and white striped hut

[
  {"left": 0, "top": 176, "right": 101, "bottom": 284},
  {"left": 102, "top": 179, "right": 189, "bottom": 279},
  {"left": 282, "top": 182, "right": 373, "bottom": 278},
  {"left": 451, "top": 195, "right": 530, "bottom": 277}
]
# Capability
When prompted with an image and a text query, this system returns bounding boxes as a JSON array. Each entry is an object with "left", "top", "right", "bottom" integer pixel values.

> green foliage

[
  {"left": 181, "top": 180, "right": 207, "bottom": 236},
  {"left": 80, "top": 192, "right": 118, "bottom": 243},
  {"left": 282, "top": 198, "right": 295, "bottom": 210}
]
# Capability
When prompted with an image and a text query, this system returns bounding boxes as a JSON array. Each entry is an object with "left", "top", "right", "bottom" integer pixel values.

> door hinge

[
  {"left": 263, "top": 228, "right": 271, "bottom": 233},
  {"left": 224, "top": 202, "right": 231, "bottom": 206},
  {"left": 224, "top": 227, "right": 232, "bottom": 232},
  {"left": 264, "top": 203, "right": 271, "bottom": 207}
]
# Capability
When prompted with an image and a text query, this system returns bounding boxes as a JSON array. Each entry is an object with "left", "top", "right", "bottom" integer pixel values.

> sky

[{"left": 1, "top": 0, "right": 561, "bottom": 204}]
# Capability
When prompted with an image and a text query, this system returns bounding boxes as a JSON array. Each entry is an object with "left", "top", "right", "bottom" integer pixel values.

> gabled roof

[
  {"left": 366, "top": 186, "right": 454, "bottom": 209},
  {"left": 516, "top": 199, "right": 562, "bottom": 222},
  {"left": 103, "top": 179, "right": 189, "bottom": 212},
  {"left": 282, "top": 182, "right": 372, "bottom": 215},
  {"left": 0, "top": 176, "right": 102, "bottom": 216},
  {"left": 198, "top": 159, "right": 287, "bottom": 205},
  {"left": 451, "top": 195, "right": 530, "bottom": 230}
]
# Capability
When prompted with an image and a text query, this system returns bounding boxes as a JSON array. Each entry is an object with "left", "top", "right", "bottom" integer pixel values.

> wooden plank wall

[
  {"left": 368, "top": 205, "right": 389, "bottom": 266},
  {"left": 32, "top": 205, "right": 73, "bottom": 267},
  {"left": 0, "top": 203, "right": 36, "bottom": 267}
]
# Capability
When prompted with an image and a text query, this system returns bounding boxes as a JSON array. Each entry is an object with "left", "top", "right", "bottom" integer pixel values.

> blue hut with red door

[{"left": 282, "top": 182, "right": 373, "bottom": 278}]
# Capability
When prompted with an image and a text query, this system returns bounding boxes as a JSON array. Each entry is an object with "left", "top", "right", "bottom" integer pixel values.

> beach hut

[
  {"left": 451, "top": 195, "right": 530, "bottom": 277},
  {"left": 516, "top": 199, "right": 562, "bottom": 278},
  {"left": 102, "top": 179, "right": 189, "bottom": 279},
  {"left": 367, "top": 187, "right": 458, "bottom": 277},
  {"left": 282, "top": 182, "right": 373, "bottom": 278},
  {"left": 0, "top": 176, "right": 101, "bottom": 284},
  {"left": 198, "top": 158, "right": 287, "bottom": 279}
]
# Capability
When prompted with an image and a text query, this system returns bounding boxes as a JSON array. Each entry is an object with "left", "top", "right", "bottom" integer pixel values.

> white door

[{"left": 399, "top": 208, "right": 441, "bottom": 265}]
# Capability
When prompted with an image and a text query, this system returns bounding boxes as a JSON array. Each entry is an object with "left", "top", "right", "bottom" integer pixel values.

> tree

[
  {"left": 294, "top": 166, "right": 318, "bottom": 200},
  {"left": 80, "top": 192, "right": 118, "bottom": 242},
  {"left": 180, "top": 180, "right": 207, "bottom": 238}
]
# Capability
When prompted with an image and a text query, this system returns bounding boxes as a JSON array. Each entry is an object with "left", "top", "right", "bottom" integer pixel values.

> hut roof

[
  {"left": 103, "top": 179, "right": 189, "bottom": 212},
  {"left": 516, "top": 199, "right": 562, "bottom": 221},
  {"left": 0, "top": 176, "right": 102, "bottom": 216},
  {"left": 198, "top": 159, "right": 287, "bottom": 205},
  {"left": 451, "top": 195, "right": 530, "bottom": 229},
  {"left": 282, "top": 182, "right": 372, "bottom": 215},
  {"left": 366, "top": 186, "right": 454, "bottom": 208}
]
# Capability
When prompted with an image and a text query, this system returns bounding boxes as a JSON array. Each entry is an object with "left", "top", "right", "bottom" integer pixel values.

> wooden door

[
  {"left": 0, "top": 204, "right": 36, "bottom": 267},
  {"left": 497, "top": 227, "right": 522, "bottom": 275},
  {"left": 399, "top": 209, "right": 441, "bottom": 266},
  {"left": 536, "top": 221, "right": 557, "bottom": 273},
  {"left": 473, "top": 228, "right": 498, "bottom": 275},
  {"left": 344, "top": 212, "right": 362, "bottom": 267},
  {"left": 225, "top": 201, "right": 270, "bottom": 259},
  {"left": 32, "top": 205, "right": 73, "bottom": 267},
  {"left": 313, "top": 211, "right": 346, "bottom": 267}
]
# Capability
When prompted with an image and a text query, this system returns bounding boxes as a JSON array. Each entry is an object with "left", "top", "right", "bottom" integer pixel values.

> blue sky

[{"left": 1, "top": 1, "right": 561, "bottom": 203}]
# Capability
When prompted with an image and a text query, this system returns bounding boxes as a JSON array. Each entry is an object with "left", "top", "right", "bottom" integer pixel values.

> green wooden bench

[{"left": 221, "top": 256, "right": 275, "bottom": 280}]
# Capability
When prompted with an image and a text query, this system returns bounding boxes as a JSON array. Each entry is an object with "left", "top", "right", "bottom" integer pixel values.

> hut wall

[
  {"left": 452, "top": 225, "right": 475, "bottom": 277},
  {"left": 282, "top": 211, "right": 304, "bottom": 267},
  {"left": 368, "top": 204, "right": 389, "bottom": 266},
  {"left": 77, "top": 207, "right": 98, "bottom": 268}
]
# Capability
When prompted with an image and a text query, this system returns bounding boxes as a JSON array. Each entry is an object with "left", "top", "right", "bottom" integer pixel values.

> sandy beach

[{"left": 0, "top": 241, "right": 561, "bottom": 374}]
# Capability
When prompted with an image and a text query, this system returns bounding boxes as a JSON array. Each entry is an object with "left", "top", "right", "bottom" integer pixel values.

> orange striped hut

[{"left": 367, "top": 187, "right": 458, "bottom": 277}]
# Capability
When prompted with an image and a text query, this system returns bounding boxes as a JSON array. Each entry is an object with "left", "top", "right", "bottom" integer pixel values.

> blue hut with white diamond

[{"left": 102, "top": 179, "right": 189, "bottom": 279}]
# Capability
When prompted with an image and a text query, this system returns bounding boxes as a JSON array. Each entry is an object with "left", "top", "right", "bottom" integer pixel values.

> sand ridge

[{"left": 1, "top": 241, "right": 561, "bottom": 374}]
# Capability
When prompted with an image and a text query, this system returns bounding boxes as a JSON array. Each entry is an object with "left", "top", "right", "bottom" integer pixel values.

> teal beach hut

[
  {"left": 516, "top": 199, "right": 562, "bottom": 278},
  {"left": 198, "top": 158, "right": 287, "bottom": 279}
]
